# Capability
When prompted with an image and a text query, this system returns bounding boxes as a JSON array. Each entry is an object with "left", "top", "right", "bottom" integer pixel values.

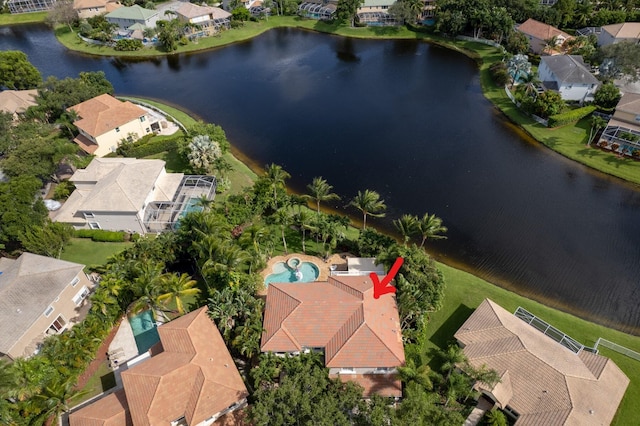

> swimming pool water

[
  {"left": 265, "top": 261, "right": 319, "bottom": 286},
  {"left": 129, "top": 310, "right": 160, "bottom": 354}
]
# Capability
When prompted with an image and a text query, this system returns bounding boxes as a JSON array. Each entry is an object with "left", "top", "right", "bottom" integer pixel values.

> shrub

[
  {"left": 114, "top": 39, "right": 143, "bottom": 51},
  {"left": 117, "top": 136, "right": 181, "bottom": 158},
  {"left": 53, "top": 181, "right": 76, "bottom": 200},
  {"left": 489, "top": 62, "right": 509, "bottom": 86},
  {"left": 547, "top": 105, "right": 596, "bottom": 127},
  {"left": 74, "top": 229, "right": 126, "bottom": 242},
  {"left": 594, "top": 82, "right": 621, "bottom": 109}
]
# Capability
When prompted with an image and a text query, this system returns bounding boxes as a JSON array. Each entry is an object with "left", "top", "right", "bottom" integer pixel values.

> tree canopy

[{"left": 0, "top": 50, "right": 42, "bottom": 90}]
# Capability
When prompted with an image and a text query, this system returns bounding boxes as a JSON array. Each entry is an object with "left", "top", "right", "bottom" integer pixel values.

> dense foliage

[{"left": 0, "top": 51, "right": 42, "bottom": 90}]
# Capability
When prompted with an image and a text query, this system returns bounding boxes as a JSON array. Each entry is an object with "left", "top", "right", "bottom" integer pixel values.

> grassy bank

[
  {"left": 0, "top": 11, "right": 46, "bottom": 25},
  {"left": 423, "top": 263, "right": 640, "bottom": 425},
  {"left": 60, "top": 238, "right": 131, "bottom": 268}
]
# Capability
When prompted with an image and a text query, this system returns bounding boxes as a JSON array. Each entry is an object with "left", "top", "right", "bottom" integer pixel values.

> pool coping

[{"left": 260, "top": 253, "right": 351, "bottom": 293}]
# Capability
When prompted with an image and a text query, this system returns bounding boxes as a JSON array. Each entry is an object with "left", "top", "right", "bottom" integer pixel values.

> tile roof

[
  {"left": 175, "top": 2, "right": 230, "bottom": 20},
  {"left": 540, "top": 55, "right": 599, "bottom": 86},
  {"left": 616, "top": 92, "right": 640, "bottom": 115},
  {"left": 0, "top": 253, "right": 85, "bottom": 355},
  {"left": 73, "top": 0, "right": 108, "bottom": 9},
  {"left": 261, "top": 275, "right": 404, "bottom": 368},
  {"left": 455, "top": 299, "right": 629, "bottom": 426},
  {"left": 70, "top": 307, "right": 248, "bottom": 426},
  {"left": 601, "top": 22, "right": 640, "bottom": 39},
  {"left": 68, "top": 94, "right": 146, "bottom": 138},
  {"left": 67, "top": 158, "right": 181, "bottom": 213},
  {"left": 69, "top": 389, "right": 132, "bottom": 426},
  {"left": 105, "top": 4, "right": 157, "bottom": 20},
  {"left": 517, "top": 18, "right": 571, "bottom": 41},
  {"left": 0, "top": 89, "right": 37, "bottom": 114}
]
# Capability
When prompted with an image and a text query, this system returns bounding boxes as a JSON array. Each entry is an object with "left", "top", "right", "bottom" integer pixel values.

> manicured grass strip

[
  {"left": 119, "top": 96, "right": 199, "bottom": 127},
  {"left": 70, "top": 360, "right": 115, "bottom": 407},
  {"left": 424, "top": 262, "right": 640, "bottom": 426},
  {"left": 61, "top": 238, "right": 131, "bottom": 269},
  {"left": 0, "top": 11, "right": 47, "bottom": 25}
]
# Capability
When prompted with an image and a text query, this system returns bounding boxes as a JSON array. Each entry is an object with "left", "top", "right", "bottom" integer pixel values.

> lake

[{"left": 2, "top": 24, "right": 640, "bottom": 333}]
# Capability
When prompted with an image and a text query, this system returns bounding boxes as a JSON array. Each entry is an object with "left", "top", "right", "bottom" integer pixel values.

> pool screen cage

[
  {"left": 357, "top": 11, "right": 401, "bottom": 26},
  {"left": 298, "top": 2, "right": 336, "bottom": 20},
  {"left": 143, "top": 175, "right": 216, "bottom": 233},
  {"left": 599, "top": 125, "right": 640, "bottom": 156},
  {"left": 8, "top": 0, "right": 56, "bottom": 13}
]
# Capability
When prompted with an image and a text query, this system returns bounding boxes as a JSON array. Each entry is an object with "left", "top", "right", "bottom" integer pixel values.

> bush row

[
  {"left": 74, "top": 229, "right": 126, "bottom": 242},
  {"left": 548, "top": 105, "right": 596, "bottom": 128},
  {"left": 117, "top": 136, "right": 181, "bottom": 158}
]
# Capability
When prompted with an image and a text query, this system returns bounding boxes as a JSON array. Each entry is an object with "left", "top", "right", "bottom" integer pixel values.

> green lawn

[
  {"left": 70, "top": 360, "right": 116, "bottom": 407},
  {"left": 421, "top": 262, "right": 640, "bottom": 426},
  {"left": 60, "top": 238, "right": 131, "bottom": 269},
  {"left": 0, "top": 11, "right": 46, "bottom": 25}
]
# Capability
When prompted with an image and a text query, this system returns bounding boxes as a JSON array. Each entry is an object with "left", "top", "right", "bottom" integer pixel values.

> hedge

[
  {"left": 118, "top": 137, "right": 181, "bottom": 158},
  {"left": 74, "top": 229, "right": 126, "bottom": 242},
  {"left": 547, "top": 105, "right": 596, "bottom": 128}
]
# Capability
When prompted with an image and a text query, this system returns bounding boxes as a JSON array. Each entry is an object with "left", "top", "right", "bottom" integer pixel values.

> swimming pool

[
  {"left": 265, "top": 261, "right": 319, "bottom": 286},
  {"left": 129, "top": 310, "right": 160, "bottom": 354}
]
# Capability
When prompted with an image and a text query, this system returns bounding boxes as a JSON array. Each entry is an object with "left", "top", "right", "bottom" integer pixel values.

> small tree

[
  {"left": 0, "top": 51, "right": 42, "bottom": 90},
  {"left": 594, "top": 82, "right": 621, "bottom": 109},
  {"left": 187, "top": 135, "right": 221, "bottom": 174}
]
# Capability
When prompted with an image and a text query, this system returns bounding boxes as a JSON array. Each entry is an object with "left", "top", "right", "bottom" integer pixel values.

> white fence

[
  {"left": 455, "top": 35, "right": 502, "bottom": 49},
  {"left": 594, "top": 338, "right": 640, "bottom": 362},
  {"left": 117, "top": 97, "right": 187, "bottom": 133}
]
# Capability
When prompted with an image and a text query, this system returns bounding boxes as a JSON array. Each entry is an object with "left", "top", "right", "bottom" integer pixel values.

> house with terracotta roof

[
  {"left": 69, "top": 306, "right": 248, "bottom": 426},
  {"left": 599, "top": 92, "right": 640, "bottom": 157},
  {"left": 538, "top": 55, "right": 600, "bottom": 102},
  {"left": 0, "top": 253, "right": 93, "bottom": 361},
  {"left": 73, "top": 0, "right": 122, "bottom": 19},
  {"left": 174, "top": 3, "right": 231, "bottom": 36},
  {"left": 261, "top": 271, "right": 405, "bottom": 398},
  {"left": 454, "top": 299, "right": 629, "bottom": 425},
  {"left": 598, "top": 22, "right": 640, "bottom": 47},
  {"left": 0, "top": 89, "right": 37, "bottom": 121},
  {"left": 67, "top": 94, "right": 155, "bottom": 157},
  {"left": 516, "top": 18, "right": 573, "bottom": 55},
  {"left": 51, "top": 157, "right": 216, "bottom": 234}
]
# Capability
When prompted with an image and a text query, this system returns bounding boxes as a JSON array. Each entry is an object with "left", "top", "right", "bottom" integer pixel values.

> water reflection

[{"left": 2, "top": 26, "right": 640, "bottom": 334}]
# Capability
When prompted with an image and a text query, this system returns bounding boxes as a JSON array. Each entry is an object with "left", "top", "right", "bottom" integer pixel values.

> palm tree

[
  {"left": 264, "top": 163, "right": 290, "bottom": 210},
  {"left": 416, "top": 213, "right": 447, "bottom": 248},
  {"left": 394, "top": 214, "right": 418, "bottom": 246},
  {"left": 348, "top": 189, "right": 386, "bottom": 230},
  {"left": 304, "top": 176, "right": 341, "bottom": 214},
  {"left": 273, "top": 208, "right": 291, "bottom": 254},
  {"left": 193, "top": 194, "right": 214, "bottom": 212},
  {"left": 588, "top": 115, "right": 608, "bottom": 146},
  {"left": 439, "top": 344, "right": 467, "bottom": 382},
  {"left": 157, "top": 272, "right": 200, "bottom": 316},
  {"left": 35, "top": 376, "right": 88, "bottom": 423},
  {"left": 397, "top": 358, "right": 433, "bottom": 390},
  {"left": 293, "top": 208, "right": 315, "bottom": 253},
  {"left": 89, "top": 289, "right": 118, "bottom": 318},
  {"left": 543, "top": 35, "right": 560, "bottom": 54},
  {"left": 129, "top": 262, "right": 165, "bottom": 317}
]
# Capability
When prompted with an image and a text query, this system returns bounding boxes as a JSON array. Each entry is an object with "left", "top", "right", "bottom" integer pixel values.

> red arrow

[{"left": 370, "top": 257, "right": 404, "bottom": 299}]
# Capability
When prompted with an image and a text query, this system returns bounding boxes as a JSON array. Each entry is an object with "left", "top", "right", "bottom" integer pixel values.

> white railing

[{"left": 594, "top": 338, "right": 640, "bottom": 362}]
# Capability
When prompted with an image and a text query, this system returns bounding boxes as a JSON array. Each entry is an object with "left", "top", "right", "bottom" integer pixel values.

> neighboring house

[
  {"left": 455, "top": 299, "right": 629, "bottom": 425},
  {"left": 0, "top": 253, "right": 93, "bottom": 361},
  {"left": 51, "top": 157, "right": 216, "bottom": 234},
  {"left": 67, "top": 94, "right": 154, "bottom": 157},
  {"left": 69, "top": 307, "right": 248, "bottom": 426},
  {"left": 298, "top": 0, "right": 337, "bottom": 20},
  {"left": 106, "top": 4, "right": 159, "bottom": 30},
  {"left": 73, "top": 0, "right": 122, "bottom": 19},
  {"left": 599, "top": 92, "right": 640, "bottom": 157},
  {"left": 7, "top": 0, "right": 56, "bottom": 14},
  {"left": 598, "top": 22, "right": 640, "bottom": 47},
  {"left": 0, "top": 89, "right": 37, "bottom": 121},
  {"left": 538, "top": 55, "right": 600, "bottom": 102},
  {"left": 356, "top": 0, "right": 399, "bottom": 26},
  {"left": 516, "top": 18, "right": 572, "bottom": 55},
  {"left": 261, "top": 260, "right": 405, "bottom": 398},
  {"left": 174, "top": 3, "right": 231, "bottom": 36}
]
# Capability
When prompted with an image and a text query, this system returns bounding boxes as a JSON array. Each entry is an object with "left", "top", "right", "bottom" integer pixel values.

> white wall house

[
  {"left": 598, "top": 22, "right": 640, "bottom": 47},
  {"left": 538, "top": 55, "right": 600, "bottom": 102}
]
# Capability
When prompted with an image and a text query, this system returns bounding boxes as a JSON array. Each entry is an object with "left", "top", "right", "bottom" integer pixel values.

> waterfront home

[
  {"left": 106, "top": 4, "right": 159, "bottom": 30},
  {"left": 356, "top": 0, "right": 399, "bottom": 26},
  {"left": 7, "top": 0, "right": 55, "bottom": 13},
  {"left": 174, "top": 2, "right": 231, "bottom": 36},
  {"left": 261, "top": 268, "right": 405, "bottom": 398},
  {"left": 67, "top": 94, "right": 155, "bottom": 157},
  {"left": 69, "top": 307, "right": 248, "bottom": 426},
  {"left": 455, "top": 299, "right": 629, "bottom": 425},
  {"left": 0, "top": 253, "right": 94, "bottom": 361},
  {"left": 73, "top": 0, "right": 122, "bottom": 19},
  {"left": 538, "top": 55, "right": 599, "bottom": 102},
  {"left": 599, "top": 92, "right": 640, "bottom": 157},
  {"left": 516, "top": 18, "right": 572, "bottom": 55},
  {"left": 0, "top": 89, "right": 37, "bottom": 121},
  {"left": 298, "top": 0, "right": 337, "bottom": 20},
  {"left": 51, "top": 158, "right": 216, "bottom": 234},
  {"left": 597, "top": 22, "right": 640, "bottom": 47}
]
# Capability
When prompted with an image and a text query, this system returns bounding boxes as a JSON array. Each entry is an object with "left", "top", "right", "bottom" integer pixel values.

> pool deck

[
  {"left": 107, "top": 316, "right": 139, "bottom": 369},
  {"left": 260, "top": 253, "right": 352, "bottom": 293}
]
